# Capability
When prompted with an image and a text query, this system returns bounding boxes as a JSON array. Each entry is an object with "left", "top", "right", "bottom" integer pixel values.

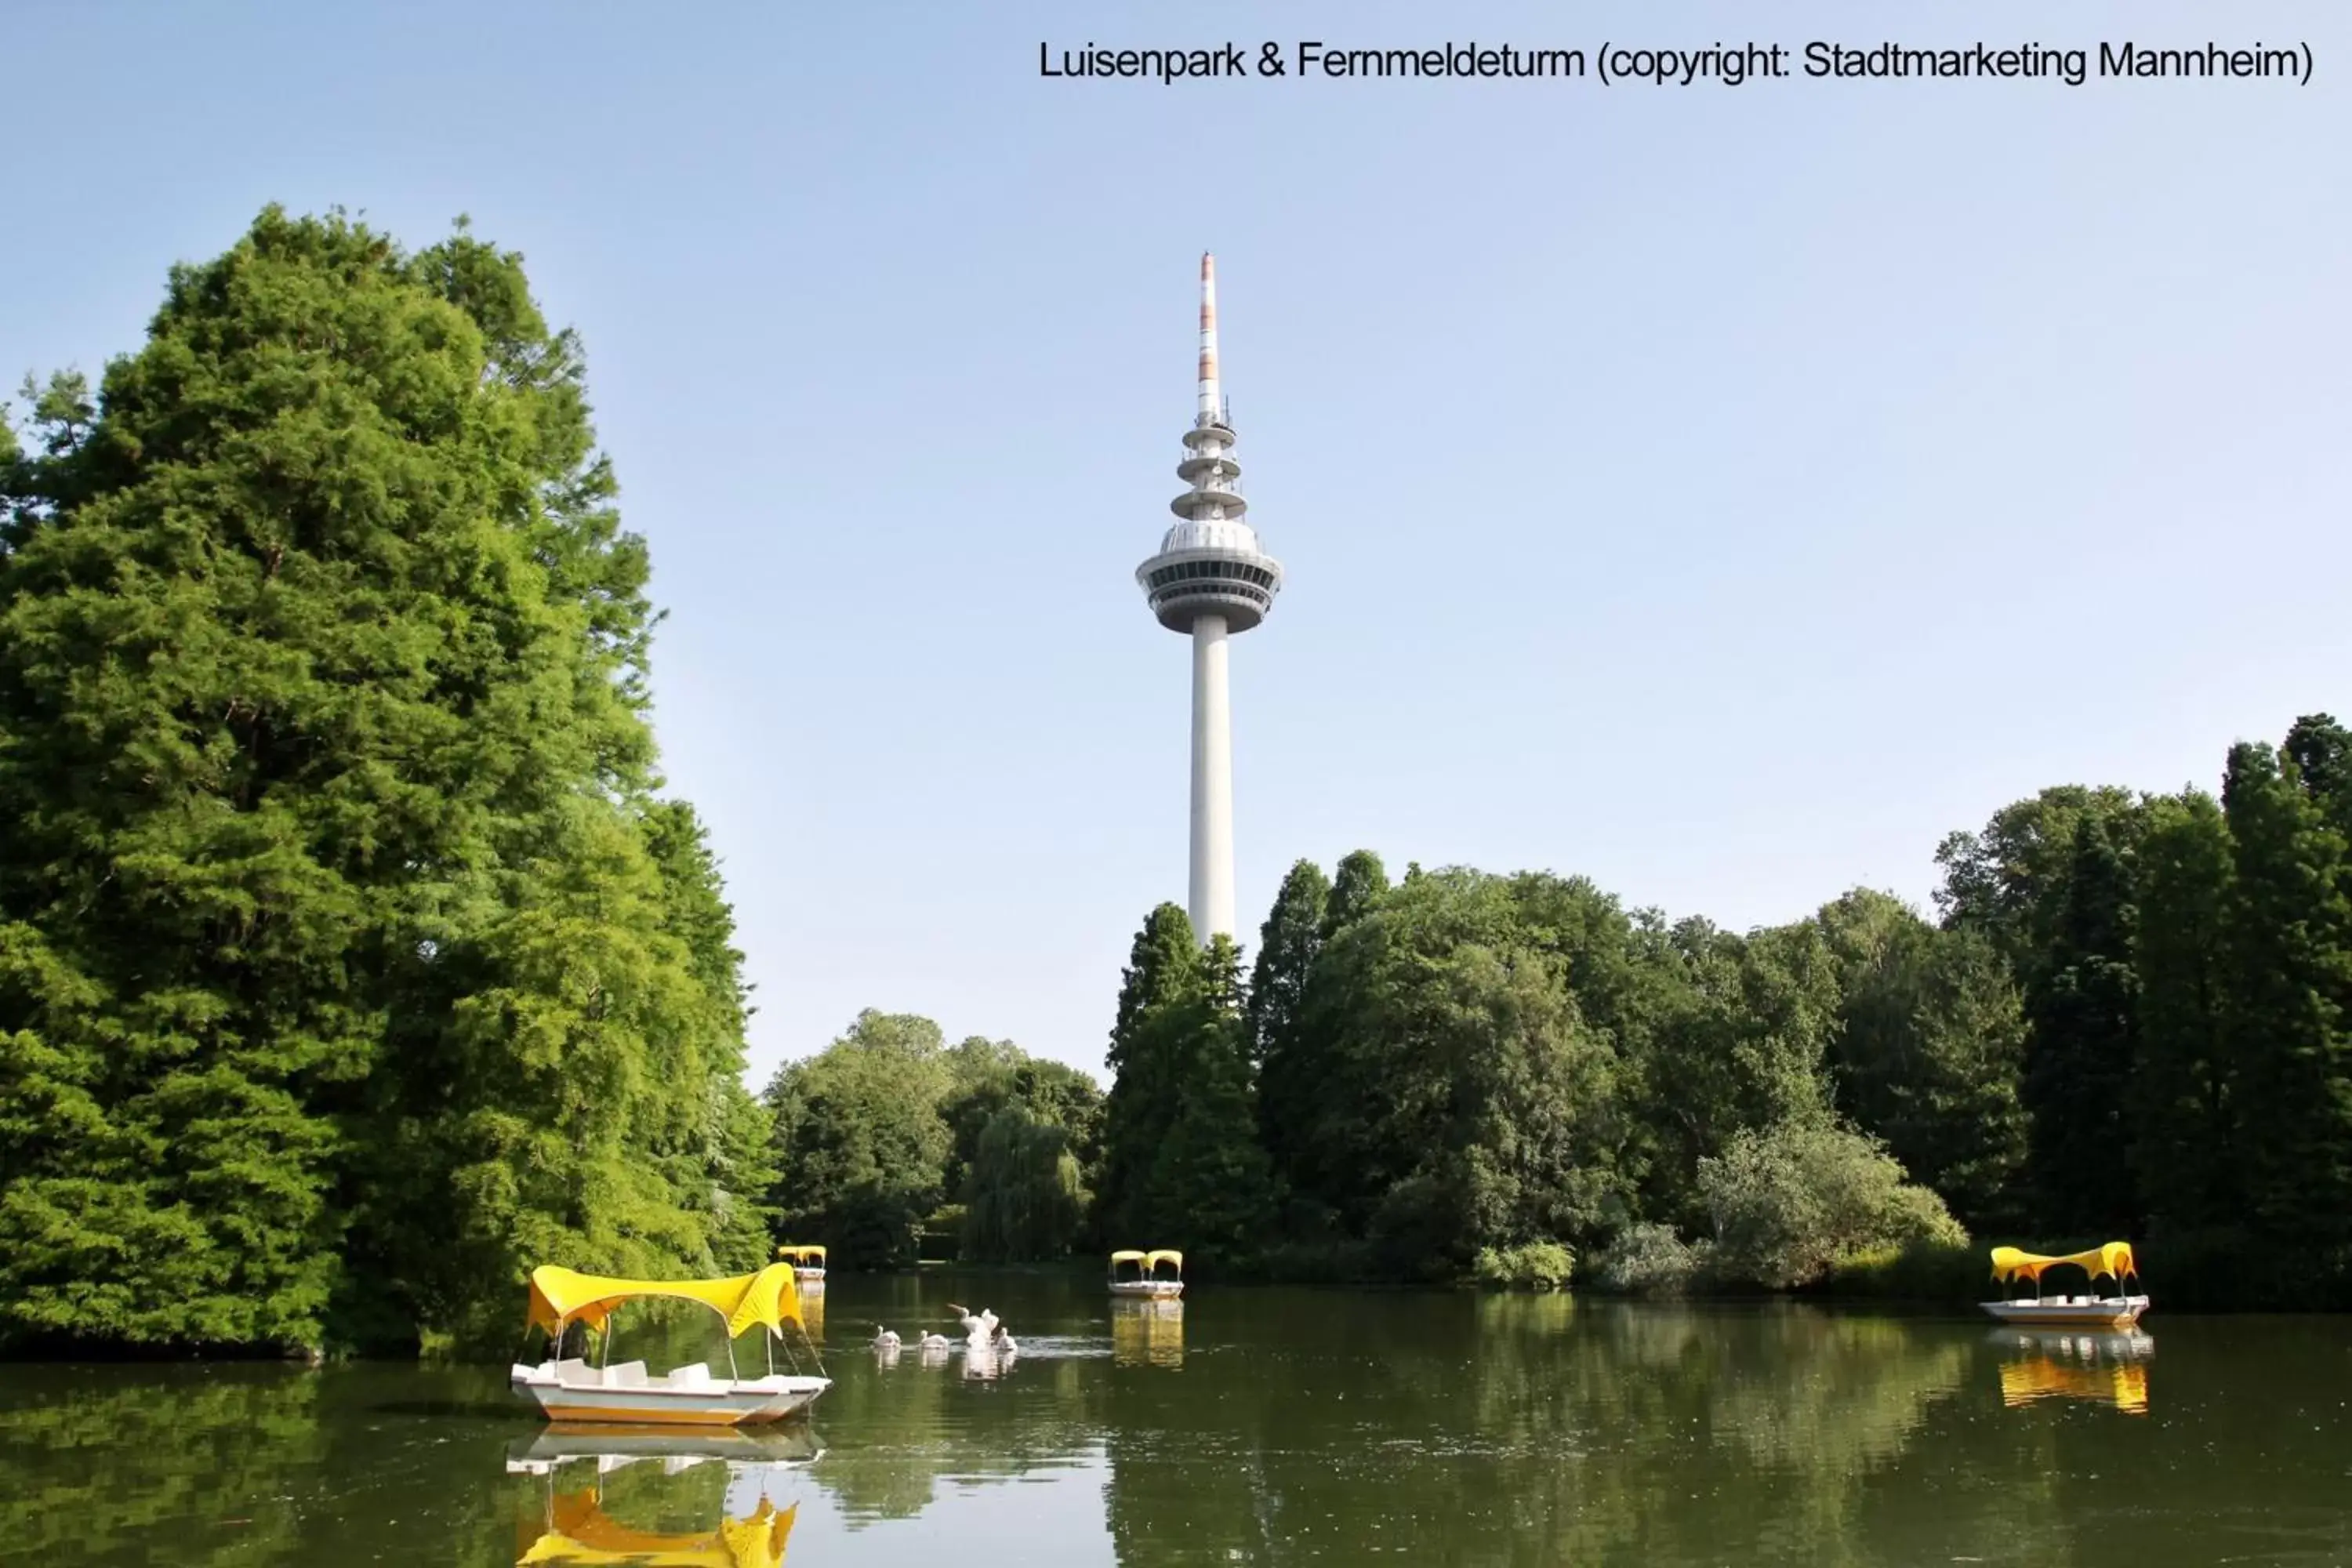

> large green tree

[
  {"left": 1934, "top": 786, "right": 2143, "bottom": 969},
  {"left": 0, "top": 210, "right": 753, "bottom": 1352},
  {"left": 1628, "top": 917, "right": 1841, "bottom": 1230},
  {"left": 1815, "top": 889, "right": 2028, "bottom": 1234},
  {"left": 943, "top": 1036, "right": 1104, "bottom": 1261},
  {"left": 1250, "top": 858, "right": 1330, "bottom": 1195},
  {"left": 1286, "top": 869, "right": 1620, "bottom": 1263},
  {"left": 763, "top": 1011, "right": 952, "bottom": 1268},
  {"left": 2019, "top": 813, "right": 2144, "bottom": 1236},
  {"left": 2128, "top": 789, "right": 2238, "bottom": 1230},
  {"left": 2220, "top": 737, "right": 2352, "bottom": 1245},
  {"left": 960, "top": 1105, "right": 1090, "bottom": 1262},
  {"left": 1140, "top": 935, "right": 1279, "bottom": 1259},
  {"left": 1097, "top": 903, "right": 1203, "bottom": 1240}
]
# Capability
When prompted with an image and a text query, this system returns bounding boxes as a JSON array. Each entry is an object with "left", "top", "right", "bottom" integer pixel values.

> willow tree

[{"left": 0, "top": 209, "right": 757, "bottom": 1352}]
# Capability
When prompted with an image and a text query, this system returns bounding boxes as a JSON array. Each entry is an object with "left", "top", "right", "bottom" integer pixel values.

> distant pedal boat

[
  {"left": 777, "top": 1243, "right": 827, "bottom": 1283},
  {"left": 1978, "top": 1241, "right": 2149, "bottom": 1328},
  {"left": 1109, "top": 1248, "right": 1185, "bottom": 1298},
  {"left": 510, "top": 1264, "right": 829, "bottom": 1428}
]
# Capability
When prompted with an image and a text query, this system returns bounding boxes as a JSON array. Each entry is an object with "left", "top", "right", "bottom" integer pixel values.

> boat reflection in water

[
  {"left": 796, "top": 1286, "right": 824, "bottom": 1345},
  {"left": 1991, "top": 1327, "right": 2155, "bottom": 1415},
  {"left": 508, "top": 1424, "right": 821, "bottom": 1566},
  {"left": 1111, "top": 1297, "right": 1185, "bottom": 1369}
]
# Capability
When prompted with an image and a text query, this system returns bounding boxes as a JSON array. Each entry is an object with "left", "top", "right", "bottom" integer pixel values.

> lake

[{"left": 4, "top": 1272, "right": 2348, "bottom": 1565}]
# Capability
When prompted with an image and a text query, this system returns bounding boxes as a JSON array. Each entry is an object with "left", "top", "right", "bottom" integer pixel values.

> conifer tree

[
  {"left": 0, "top": 210, "right": 755, "bottom": 1351},
  {"left": 2020, "top": 813, "right": 2144, "bottom": 1236},
  {"left": 1145, "top": 935, "right": 1279, "bottom": 1258},
  {"left": 1323, "top": 850, "right": 1391, "bottom": 938},
  {"left": 2128, "top": 790, "right": 2238, "bottom": 1229},
  {"left": 2220, "top": 740, "right": 2352, "bottom": 1244},
  {"left": 1098, "top": 904, "right": 1201, "bottom": 1239},
  {"left": 1250, "top": 858, "right": 1330, "bottom": 1187}
]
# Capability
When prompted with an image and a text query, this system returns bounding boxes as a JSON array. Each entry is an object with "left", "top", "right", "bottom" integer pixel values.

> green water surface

[{"left": 4, "top": 1274, "right": 2347, "bottom": 1565}]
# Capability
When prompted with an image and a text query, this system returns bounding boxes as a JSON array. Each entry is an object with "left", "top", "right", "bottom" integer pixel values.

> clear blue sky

[{"left": 8, "top": 2, "right": 2347, "bottom": 1084}]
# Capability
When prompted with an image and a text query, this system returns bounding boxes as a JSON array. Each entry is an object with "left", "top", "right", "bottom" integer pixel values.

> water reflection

[
  {"left": 7, "top": 1285, "right": 2352, "bottom": 1566},
  {"left": 797, "top": 1285, "right": 825, "bottom": 1345},
  {"left": 1109, "top": 1298, "right": 1184, "bottom": 1368},
  {"left": 509, "top": 1429, "right": 817, "bottom": 1566},
  {"left": 1992, "top": 1327, "right": 2155, "bottom": 1414}
]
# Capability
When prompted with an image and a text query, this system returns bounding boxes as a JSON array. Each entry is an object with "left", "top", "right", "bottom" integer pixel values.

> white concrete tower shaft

[
  {"left": 1189, "top": 612, "right": 1234, "bottom": 942},
  {"left": 1135, "top": 254, "right": 1284, "bottom": 947}
]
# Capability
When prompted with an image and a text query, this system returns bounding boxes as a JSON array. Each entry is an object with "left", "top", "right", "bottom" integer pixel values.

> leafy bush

[
  {"left": 1588, "top": 1222, "right": 1710, "bottom": 1297},
  {"left": 1473, "top": 1241, "right": 1575, "bottom": 1290},
  {"left": 1698, "top": 1118, "right": 1965, "bottom": 1290}
]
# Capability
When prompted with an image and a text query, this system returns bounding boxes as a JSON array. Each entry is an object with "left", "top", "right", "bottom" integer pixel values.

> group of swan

[{"left": 870, "top": 1301, "right": 1017, "bottom": 1357}]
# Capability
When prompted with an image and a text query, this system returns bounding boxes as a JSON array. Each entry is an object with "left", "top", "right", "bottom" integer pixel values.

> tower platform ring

[{"left": 1135, "top": 546, "right": 1283, "bottom": 634}]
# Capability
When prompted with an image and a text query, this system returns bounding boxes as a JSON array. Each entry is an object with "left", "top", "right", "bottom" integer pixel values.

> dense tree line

[
  {"left": 0, "top": 209, "right": 770, "bottom": 1354},
  {"left": 1087, "top": 713, "right": 2352, "bottom": 1299},
  {"left": 8, "top": 215, "right": 2340, "bottom": 1348},
  {"left": 761, "top": 1010, "right": 1103, "bottom": 1269}
]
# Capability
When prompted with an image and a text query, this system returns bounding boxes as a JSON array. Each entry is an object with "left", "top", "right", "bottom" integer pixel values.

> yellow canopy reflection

[
  {"left": 524, "top": 1264, "right": 804, "bottom": 1339},
  {"left": 518, "top": 1491, "right": 797, "bottom": 1568},
  {"left": 1111, "top": 1297, "right": 1185, "bottom": 1367},
  {"left": 1998, "top": 1357, "right": 2150, "bottom": 1415}
]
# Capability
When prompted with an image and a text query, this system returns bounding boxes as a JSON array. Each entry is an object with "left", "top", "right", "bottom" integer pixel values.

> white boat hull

[
  {"left": 1109, "top": 1280, "right": 1184, "bottom": 1298},
  {"left": 510, "top": 1359, "right": 829, "bottom": 1427},
  {"left": 1978, "top": 1294, "right": 2149, "bottom": 1328}
]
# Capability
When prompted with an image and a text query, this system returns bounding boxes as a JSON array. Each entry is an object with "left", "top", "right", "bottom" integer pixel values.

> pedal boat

[
  {"left": 775, "top": 1244, "right": 826, "bottom": 1284},
  {"left": 1978, "top": 1242, "right": 2149, "bottom": 1328},
  {"left": 1109, "top": 1248, "right": 1185, "bottom": 1299},
  {"left": 510, "top": 1263, "right": 829, "bottom": 1427}
]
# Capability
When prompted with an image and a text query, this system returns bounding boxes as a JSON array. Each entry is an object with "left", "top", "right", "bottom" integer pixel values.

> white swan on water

[
  {"left": 946, "top": 1302, "right": 1000, "bottom": 1342},
  {"left": 871, "top": 1327, "right": 901, "bottom": 1350}
]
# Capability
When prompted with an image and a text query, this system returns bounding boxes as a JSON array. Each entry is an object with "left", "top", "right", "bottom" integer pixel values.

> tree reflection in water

[{"left": 6, "top": 1293, "right": 2352, "bottom": 1565}]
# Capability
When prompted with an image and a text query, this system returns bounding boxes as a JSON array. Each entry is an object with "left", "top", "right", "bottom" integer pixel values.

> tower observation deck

[{"left": 1135, "top": 255, "right": 1283, "bottom": 944}]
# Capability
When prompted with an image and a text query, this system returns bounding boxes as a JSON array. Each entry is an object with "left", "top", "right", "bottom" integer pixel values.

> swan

[
  {"left": 918, "top": 1332, "right": 951, "bottom": 1351},
  {"left": 871, "top": 1327, "right": 901, "bottom": 1350},
  {"left": 947, "top": 1302, "right": 1000, "bottom": 1341}
]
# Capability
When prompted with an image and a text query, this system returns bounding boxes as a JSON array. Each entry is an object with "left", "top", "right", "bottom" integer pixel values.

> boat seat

[
  {"left": 548, "top": 1358, "right": 592, "bottom": 1382},
  {"left": 604, "top": 1360, "right": 649, "bottom": 1388},
  {"left": 666, "top": 1362, "right": 714, "bottom": 1389}
]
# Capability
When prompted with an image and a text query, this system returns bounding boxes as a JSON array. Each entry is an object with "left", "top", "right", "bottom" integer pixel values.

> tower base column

[{"left": 1189, "top": 614, "right": 1234, "bottom": 944}]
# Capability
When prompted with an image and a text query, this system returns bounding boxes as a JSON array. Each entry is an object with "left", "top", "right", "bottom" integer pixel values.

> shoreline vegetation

[{"left": 5, "top": 209, "right": 2350, "bottom": 1363}]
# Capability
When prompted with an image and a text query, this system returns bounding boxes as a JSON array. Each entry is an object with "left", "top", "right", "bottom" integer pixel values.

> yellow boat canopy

[
  {"left": 525, "top": 1264, "right": 804, "bottom": 1340},
  {"left": 519, "top": 1491, "right": 797, "bottom": 1568},
  {"left": 1145, "top": 1250, "right": 1184, "bottom": 1273},
  {"left": 1109, "top": 1249, "right": 1148, "bottom": 1265},
  {"left": 775, "top": 1244, "right": 826, "bottom": 1262},
  {"left": 1989, "top": 1242, "right": 2138, "bottom": 1287}
]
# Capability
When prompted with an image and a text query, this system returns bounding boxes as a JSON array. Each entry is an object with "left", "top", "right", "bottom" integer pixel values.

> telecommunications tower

[{"left": 1135, "top": 254, "right": 1284, "bottom": 944}]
